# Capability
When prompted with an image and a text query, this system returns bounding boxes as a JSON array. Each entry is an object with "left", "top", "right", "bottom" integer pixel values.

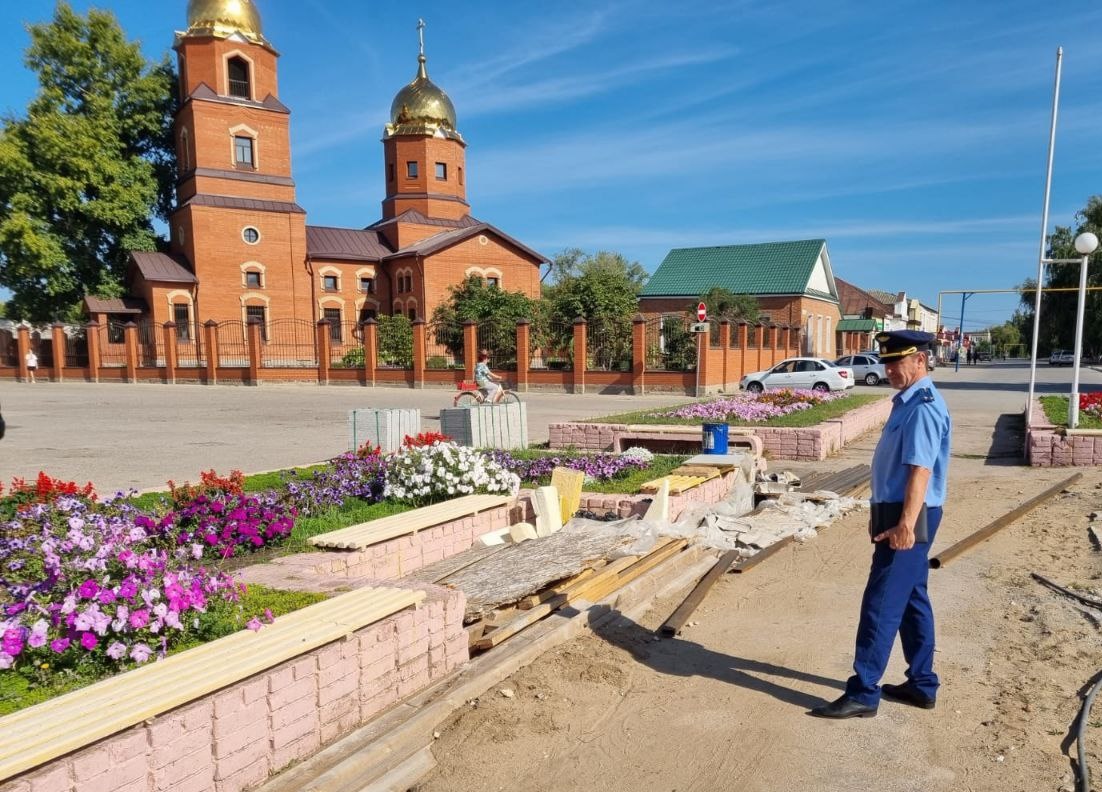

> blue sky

[{"left": 1, "top": 1, "right": 1101, "bottom": 331}]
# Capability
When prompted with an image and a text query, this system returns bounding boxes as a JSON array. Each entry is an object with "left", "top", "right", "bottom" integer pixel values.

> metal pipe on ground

[
  {"left": 930, "top": 473, "right": 1082, "bottom": 569},
  {"left": 1031, "top": 572, "right": 1102, "bottom": 611},
  {"left": 1076, "top": 672, "right": 1102, "bottom": 792}
]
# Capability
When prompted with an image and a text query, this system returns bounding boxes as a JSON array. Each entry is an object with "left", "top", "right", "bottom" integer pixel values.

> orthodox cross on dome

[{"left": 417, "top": 18, "right": 426, "bottom": 57}]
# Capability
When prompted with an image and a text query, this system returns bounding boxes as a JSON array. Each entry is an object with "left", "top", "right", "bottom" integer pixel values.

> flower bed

[
  {"left": 487, "top": 447, "right": 685, "bottom": 494},
  {"left": 587, "top": 391, "right": 881, "bottom": 428}
]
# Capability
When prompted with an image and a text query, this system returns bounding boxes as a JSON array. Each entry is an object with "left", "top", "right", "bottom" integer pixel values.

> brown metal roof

[
  {"left": 130, "top": 251, "right": 198, "bottom": 284},
  {"left": 182, "top": 194, "right": 306, "bottom": 214},
  {"left": 366, "top": 209, "right": 481, "bottom": 231},
  {"left": 306, "top": 226, "right": 392, "bottom": 261},
  {"left": 384, "top": 223, "right": 548, "bottom": 263},
  {"left": 83, "top": 296, "right": 147, "bottom": 315},
  {"left": 835, "top": 277, "right": 892, "bottom": 318},
  {"left": 186, "top": 82, "right": 290, "bottom": 113}
]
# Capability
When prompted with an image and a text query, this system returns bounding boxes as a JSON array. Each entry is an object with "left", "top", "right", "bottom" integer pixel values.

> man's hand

[{"left": 873, "top": 523, "right": 915, "bottom": 550}]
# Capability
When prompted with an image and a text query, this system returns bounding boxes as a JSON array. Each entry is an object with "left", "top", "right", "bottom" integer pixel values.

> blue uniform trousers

[{"left": 845, "top": 507, "right": 942, "bottom": 706}]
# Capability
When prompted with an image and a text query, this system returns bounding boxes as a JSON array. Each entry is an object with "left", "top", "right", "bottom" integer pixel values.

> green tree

[
  {"left": 1019, "top": 196, "right": 1102, "bottom": 357},
  {"left": 695, "top": 286, "right": 760, "bottom": 323},
  {"left": 988, "top": 320, "right": 1021, "bottom": 357},
  {"left": 543, "top": 250, "right": 646, "bottom": 371},
  {"left": 0, "top": 3, "right": 176, "bottom": 321},
  {"left": 430, "top": 275, "right": 539, "bottom": 364}
]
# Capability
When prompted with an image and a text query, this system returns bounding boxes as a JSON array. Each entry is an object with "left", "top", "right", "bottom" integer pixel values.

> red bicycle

[{"left": 452, "top": 380, "right": 520, "bottom": 407}]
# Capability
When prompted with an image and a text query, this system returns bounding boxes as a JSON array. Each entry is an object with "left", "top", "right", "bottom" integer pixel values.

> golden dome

[
  {"left": 185, "top": 0, "right": 265, "bottom": 43},
  {"left": 387, "top": 55, "right": 461, "bottom": 139}
]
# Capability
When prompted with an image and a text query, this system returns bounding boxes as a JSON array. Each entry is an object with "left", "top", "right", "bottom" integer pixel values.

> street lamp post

[{"left": 1067, "top": 232, "right": 1099, "bottom": 428}]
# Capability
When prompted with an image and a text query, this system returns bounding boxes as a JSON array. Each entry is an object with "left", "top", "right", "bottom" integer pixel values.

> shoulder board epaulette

[{"left": 918, "top": 388, "right": 935, "bottom": 403}]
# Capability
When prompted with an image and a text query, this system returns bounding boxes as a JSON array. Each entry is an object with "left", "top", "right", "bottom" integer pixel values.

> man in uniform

[{"left": 811, "top": 330, "right": 951, "bottom": 719}]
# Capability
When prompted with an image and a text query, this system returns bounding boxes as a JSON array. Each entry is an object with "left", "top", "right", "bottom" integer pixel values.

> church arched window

[{"left": 228, "top": 57, "right": 251, "bottom": 99}]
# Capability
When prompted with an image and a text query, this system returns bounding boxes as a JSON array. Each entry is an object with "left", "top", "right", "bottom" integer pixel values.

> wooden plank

[
  {"left": 578, "top": 539, "right": 688, "bottom": 604},
  {"left": 640, "top": 475, "right": 706, "bottom": 494},
  {"left": 516, "top": 566, "right": 600, "bottom": 610},
  {"left": 0, "top": 586, "right": 425, "bottom": 782},
  {"left": 659, "top": 550, "right": 740, "bottom": 637},
  {"left": 670, "top": 465, "right": 722, "bottom": 480},
  {"left": 310, "top": 493, "right": 513, "bottom": 550}
]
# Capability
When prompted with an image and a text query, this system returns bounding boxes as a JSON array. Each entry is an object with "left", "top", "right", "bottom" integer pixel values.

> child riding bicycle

[{"left": 474, "top": 349, "right": 505, "bottom": 404}]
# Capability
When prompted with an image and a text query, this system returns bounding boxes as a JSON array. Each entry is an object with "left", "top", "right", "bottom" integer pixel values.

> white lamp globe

[{"left": 1073, "top": 232, "right": 1099, "bottom": 255}]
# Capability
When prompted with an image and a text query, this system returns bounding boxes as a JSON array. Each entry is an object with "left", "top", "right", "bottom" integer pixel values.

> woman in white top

[{"left": 24, "top": 350, "right": 37, "bottom": 383}]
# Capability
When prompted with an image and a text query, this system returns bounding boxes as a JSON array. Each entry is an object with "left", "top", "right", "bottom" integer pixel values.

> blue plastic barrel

[{"left": 701, "top": 422, "right": 729, "bottom": 454}]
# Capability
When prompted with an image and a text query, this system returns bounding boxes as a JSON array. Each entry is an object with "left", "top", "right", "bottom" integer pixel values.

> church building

[{"left": 87, "top": 0, "right": 547, "bottom": 337}]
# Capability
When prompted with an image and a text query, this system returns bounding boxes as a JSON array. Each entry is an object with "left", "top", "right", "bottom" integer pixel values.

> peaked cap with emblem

[{"left": 875, "top": 330, "right": 934, "bottom": 361}]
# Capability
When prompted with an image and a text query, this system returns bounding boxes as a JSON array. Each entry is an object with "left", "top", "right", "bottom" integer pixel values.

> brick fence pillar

[
  {"left": 123, "top": 322, "right": 139, "bottom": 382},
  {"left": 51, "top": 323, "right": 66, "bottom": 383},
  {"left": 363, "top": 319, "right": 378, "bottom": 386},
  {"left": 247, "top": 318, "right": 262, "bottom": 385},
  {"left": 737, "top": 321, "right": 748, "bottom": 382},
  {"left": 632, "top": 314, "right": 646, "bottom": 395},
  {"left": 515, "top": 320, "right": 529, "bottom": 392},
  {"left": 719, "top": 320, "right": 731, "bottom": 388},
  {"left": 316, "top": 319, "right": 332, "bottom": 385},
  {"left": 756, "top": 322, "right": 765, "bottom": 371},
  {"left": 572, "top": 317, "right": 587, "bottom": 394},
  {"left": 695, "top": 325, "right": 710, "bottom": 396},
  {"left": 162, "top": 322, "right": 178, "bottom": 384},
  {"left": 411, "top": 318, "right": 426, "bottom": 389},
  {"left": 204, "top": 320, "right": 219, "bottom": 385},
  {"left": 15, "top": 325, "right": 30, "bottom": 382},
  {"left": 463, "top": 320, "right": 477, "bottom": 381},
  {"left": 86, "top": 321, "right": 101, "bottom": 383},
  {"left": 772, "top": 322, "right": 781, "bottom": 366}
]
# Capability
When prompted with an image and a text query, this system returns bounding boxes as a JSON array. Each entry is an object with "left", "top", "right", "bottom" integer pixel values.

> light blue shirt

[
  {"left": 870, "top": 376, "right": 951, "bottom": 506},
  {"left": 474, "top": 361, "right": 492, "bottom": 387}
]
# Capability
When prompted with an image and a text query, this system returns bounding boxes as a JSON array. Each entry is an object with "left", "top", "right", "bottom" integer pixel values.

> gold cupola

[
  {"left": 185, "top": 0, "right": 268, "bottom": 45},
  {"left": 386, "top": 21, "right": 462, "bottom": 141}
]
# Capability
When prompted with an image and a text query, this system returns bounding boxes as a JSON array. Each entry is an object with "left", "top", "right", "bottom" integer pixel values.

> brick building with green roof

[{"left": 639, "top": 239, "right": 843, "bottom": 358}]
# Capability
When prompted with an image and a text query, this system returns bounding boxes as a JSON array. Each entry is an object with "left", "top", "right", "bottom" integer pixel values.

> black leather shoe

[
  {"left": 809, "top": 695, "right": 877, "bottom": 719},
  {"left": 881, "top": 681, "right": 936, "bottom": 709}
]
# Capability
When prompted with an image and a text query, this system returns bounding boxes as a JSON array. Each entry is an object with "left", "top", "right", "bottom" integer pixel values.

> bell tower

[
  {"left": 169, "top": 0, "right": 310, "bottom": 324},
  {"left": 381, "top": 20, "right": 469, "bottom": 223}
]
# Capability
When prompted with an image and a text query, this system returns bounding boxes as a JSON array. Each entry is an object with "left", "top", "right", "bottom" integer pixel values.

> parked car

[
  {"left": 740, "top": 357, "right": 854, "bottom": 393},
  {"left": 835, "top": 354, "right": 886, "bottom": 386},
  {"left": 1049, "top": 349, "right": 1074, "bottom": 366},
  {"left": 0, "top": 404, "right": 4, "bottom": 440}
]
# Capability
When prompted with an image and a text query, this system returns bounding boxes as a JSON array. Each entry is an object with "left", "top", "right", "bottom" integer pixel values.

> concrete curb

[{"left": 257, "top": 545, "right": 719, "bottom": 792}]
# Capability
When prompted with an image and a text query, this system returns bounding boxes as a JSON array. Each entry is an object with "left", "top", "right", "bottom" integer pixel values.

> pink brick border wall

[
  {"left": 234, "top": 505, "right": 511, "bottom": 589},
  {"left": 518, "top": 468, "right": 743, "bottom": 523},
  {"left": 1027, "top": 399, "right": 1102, "bottom": 467},
  {"left": 0, "top": 584, "right": 468, "bottom": 792},
  {"left": 548, "top": 397, "right": 892, "bottom": 461}
]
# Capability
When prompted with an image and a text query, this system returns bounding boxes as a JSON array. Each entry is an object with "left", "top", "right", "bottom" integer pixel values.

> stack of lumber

[
  {"left": 466, "top": 537, "right": 690, "bottom": 652},
  {"left": 796, "top": 464, "right": 872, "bottom": 498}
]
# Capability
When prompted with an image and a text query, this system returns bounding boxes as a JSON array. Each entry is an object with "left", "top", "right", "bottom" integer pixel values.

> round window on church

[{"left": 242, "top": 226, "right": 261, "bottom": 245}]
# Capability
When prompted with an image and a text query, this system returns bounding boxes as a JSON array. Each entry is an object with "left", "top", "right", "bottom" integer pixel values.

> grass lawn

[
  {"left": 583, "top": 393, "right": 884, "bottom": 428},
  {"left": 503, "top": 449, "right": 686, "bottom": 494},
  {"left": 1039, "top": 395, "right": 1102, "bottom": 429},
  {"left": 0, "top": 585, "right": 326, "bottom": 716}
]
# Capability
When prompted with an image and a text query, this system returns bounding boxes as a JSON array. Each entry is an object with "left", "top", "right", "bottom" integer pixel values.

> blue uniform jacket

[{"left": 870, "top": 376, "right": 951, "bottom": 506}]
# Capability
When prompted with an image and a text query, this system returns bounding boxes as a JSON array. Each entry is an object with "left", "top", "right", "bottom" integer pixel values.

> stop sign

[{"left": 696, "top": 302, "right": 707, "bottom": 322}]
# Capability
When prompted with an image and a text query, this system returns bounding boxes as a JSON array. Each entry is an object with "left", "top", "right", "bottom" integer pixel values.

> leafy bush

[{"left": 341, "top": 347, "right": 365, "bottom": 368}]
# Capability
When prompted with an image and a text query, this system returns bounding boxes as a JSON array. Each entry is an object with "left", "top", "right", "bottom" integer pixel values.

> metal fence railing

[
  {"left": 586, "top": 317, "right": 632, "bottom": 371},
  {"left": 476, "top": 319, "right": 517, "bottom": 371},
  {"left": 137, "top": 320, "right": 161, "bottom": 367},
  {"left": 64, "top": 329, "right": 89, "bottom": 368},
  {"left": 214, "top": 321, "right": 249, "bottom": 368},
  {"left": 98, "top": 322, "right": 128, "bottom": 367},
  {"left": 645, "top": 315, "right": 696, "bottom": 371},
  {"left": 263, "top": 319, "right": 316, "bottom": 368},
  {"left": 330, "top": 321, "right": 363, "bottom": 368},
  {"left": 529, "top": 320, "right": 573, "bottom": 371},
  {"left": 426, "top": 320, "right": 463, "bottom": 370}
]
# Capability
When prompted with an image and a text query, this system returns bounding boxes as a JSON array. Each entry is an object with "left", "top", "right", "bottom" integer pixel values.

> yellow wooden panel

[
  {"left": 550, "top": 467, "right": 585, "bottom": 519},
  {"left": 0, "top": 586, "right": 425, "bottom": 783}
]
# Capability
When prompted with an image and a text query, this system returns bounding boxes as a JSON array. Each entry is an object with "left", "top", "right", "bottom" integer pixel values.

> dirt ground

[{"left": 414, "top": 418, "right": 1102, "bottom": 790}]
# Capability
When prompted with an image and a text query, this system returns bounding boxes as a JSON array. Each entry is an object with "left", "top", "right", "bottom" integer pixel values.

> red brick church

[{"left": 86, "top": 0, "right": 546, "bottom": 338}]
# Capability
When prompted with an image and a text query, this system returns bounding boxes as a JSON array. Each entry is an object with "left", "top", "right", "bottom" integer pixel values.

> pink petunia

[
  {"left": 50, "top": 637, "right": 71, "bottom": 653},
  {"left": 245, "top": 617, "right": 262, "bottom": 632},
  {"left": 262, "top": 608, "right": 274, "bottom": 624},
  {"left": 130, "top": 643, "right": 152, "bottom": 663},
  {"left": 79, "top": 632, "right": 98, "bottom": 650},
  {"left": 128, "top": 609, "right": 150, "bottom": 629},
  {"left": 0, "top": 652, "right": 12, "bottom": 670},
  {"left": 106, "top": 641, "right": 127, "bottom": 660},
  {"left": 78, "top": 579, "right": 99, "bottom": 599}
]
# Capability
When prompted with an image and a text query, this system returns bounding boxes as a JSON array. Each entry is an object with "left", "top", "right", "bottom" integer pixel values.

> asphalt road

[{"left": 1, "top": 360, "right": 1097, "bottom": 494}]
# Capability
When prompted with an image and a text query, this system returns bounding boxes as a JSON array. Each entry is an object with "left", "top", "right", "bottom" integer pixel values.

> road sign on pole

[{"left": 696, "top": 302, "right": 707, "bottom": 322}]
